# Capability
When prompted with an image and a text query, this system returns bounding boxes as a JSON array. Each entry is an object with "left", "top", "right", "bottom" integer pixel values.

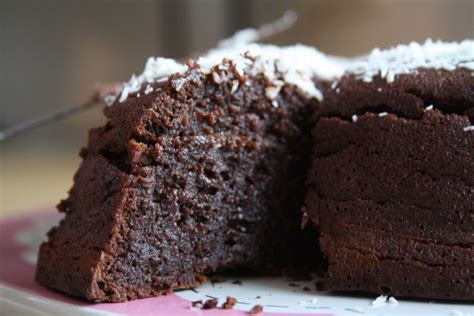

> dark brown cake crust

[
  {"left": 36, "top": 63, "right": 320, "bottom": 302},
  {"left": 304, "top": 68, "right": 474, "bottom": 300}
]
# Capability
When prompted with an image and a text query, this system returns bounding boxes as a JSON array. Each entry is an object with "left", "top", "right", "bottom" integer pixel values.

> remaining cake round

[{"left": 304, "top": 40, "right": 474, "bottom": 300}]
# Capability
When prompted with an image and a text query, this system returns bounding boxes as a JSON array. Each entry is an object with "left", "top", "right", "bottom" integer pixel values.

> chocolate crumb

[
  {"left": 255, "top": 295, "right": 261, "bottom": 299},
  {"left": 203, "top": 298, "right": 218, "bottom": 309},
  {"left": 249, "top": 304, "right": 263, "bottom": 314},
  {"left": 303, "top": 287, "right": 311, "bottom": 292},
  {"left": 288, "top": 283, "right": 300, "bottom": 287},
  {"left": 232, "top": 280, "right": 243, "bottom": 285},
  {"left": 191, "top": 300, "right": 203, "bottom": 308},
  {"left": 222, "top": 296, "right": 237, "bottom": 309}
]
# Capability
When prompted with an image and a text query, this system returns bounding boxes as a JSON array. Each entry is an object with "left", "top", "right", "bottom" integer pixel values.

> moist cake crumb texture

[{"left": 36, "top": 55, "right": 322, "bottom": 302}]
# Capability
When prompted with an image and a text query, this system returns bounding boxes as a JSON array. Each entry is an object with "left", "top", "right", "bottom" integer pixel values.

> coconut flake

[
  {"left": 463, "top": 126, "right": 474, "bottom": 131},
  {"left": 352, "top": 114, "right": 358, "bottom": 122},
  {"left": 230, "top": 80, "right": 240, "bottom": 93},
  {"left": 212, "top": 71, "right": 222, "bottom": 84},
  {"left": 425, "top": 105, "right": 434, "bottom": 110},
  {"left": 265, "top": 80, "right": 284, "bottom": 100},
  {"left": 144, "top": 84, "right": 154, "bottom": 95},
  {"left": 371, "top": 295, "right": 388, "bottom": 308},
  {"left": 172, "top": 77, "right": 187, "bottom": 92},
  {"left": 388, "top": 296, "right": 399, "bottom": 306}
]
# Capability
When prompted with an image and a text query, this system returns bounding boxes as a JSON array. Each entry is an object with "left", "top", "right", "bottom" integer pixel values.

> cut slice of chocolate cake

[
  {"left": 304, "top": 40, "right": 474, "bottom": 300},
  {"left": 35, "top": 42, "right": 346, "bottom": 302}
]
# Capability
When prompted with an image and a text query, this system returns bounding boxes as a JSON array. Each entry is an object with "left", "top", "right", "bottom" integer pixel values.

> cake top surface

[
  {"left": 348, "top": 39, "right": 474, "bottom": 83},
  {"left": 111, "top": 31, "right": 473, "bottom": 106}
]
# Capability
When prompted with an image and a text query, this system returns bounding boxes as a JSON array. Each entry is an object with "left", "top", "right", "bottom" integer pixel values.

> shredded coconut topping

[
  {"left": 118, "top": 58, "right": 186, "bottom": 102},
  {"left": 349, "top": 39, "right": 474, "bottom": 83},
  {"left": 113, "top": 28, "right": 348, "bottom": 104},
  {"left": 108, "top": 38, "right": 473, "bottom": 106},
  {"left": 203, "top": 43, "right": 348, "bottom": 100}
]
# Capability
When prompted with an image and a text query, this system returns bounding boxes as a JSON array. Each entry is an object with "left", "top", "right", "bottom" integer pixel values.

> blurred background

[{"left": 1, "top": 0, "right": 473, "bottom": 215}]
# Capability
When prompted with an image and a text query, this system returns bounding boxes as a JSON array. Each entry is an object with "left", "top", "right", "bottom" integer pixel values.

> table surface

[{"left": 1, "top": 146, "right": 80, "bottom": 217}]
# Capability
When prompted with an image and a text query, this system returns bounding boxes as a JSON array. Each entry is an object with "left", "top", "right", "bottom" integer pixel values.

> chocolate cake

[
  {"left": 36, "top": 36, "right": 474, "bottom": 302},
  {"left": 35, "top": 41, "right": 345, "bottom": 302},
  {"left": 304, "top": 40, "right": 474, "bottom": 300}
]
